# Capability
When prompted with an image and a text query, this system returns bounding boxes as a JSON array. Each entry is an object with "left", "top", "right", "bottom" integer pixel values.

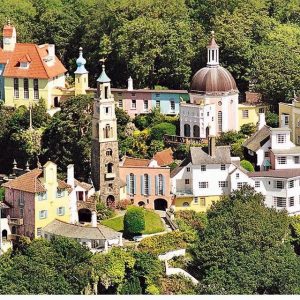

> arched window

[
  {"left": 158, "top": 174, "right": 163, "bottom": 195},
  {"left": 144, "top": 174, "right": 149, "bottom": 195},
  {"left": 184, "top": 124, "right": 190, "bottom": 137},
  {"left": 130, "top": 173, "right": 135, "bottom": 195},
  {"left": 182, "top": 202, "right": 190, "bottom": 207},
  {"left": 107, "top": 163, "right": 113, "bottom": 173},
  {"left": 105, "top": 124, "right": 111, "bottom": 138},
  {"left": 193, "top": 125, "right": 200, "bottom": 138},
  {"left": 106, "top": 148, "right": 112, "bottom": 156}
]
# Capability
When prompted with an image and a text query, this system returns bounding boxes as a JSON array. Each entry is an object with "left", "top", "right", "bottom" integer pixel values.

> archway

[
  {"left": 205, "top": 126, "right": 210, "bottom": 138},
  {"left": 138, "top": 201, "right": 145, "bottom": 207},
  {"left": 184, "top": 124, "right": 190, "bottom": 137},
  {"left": 2, "top": 229, "right": 7, "bottom": 240},
  {"left": 78, "top": 208, "right": 92, "bottom": 223},
  {"left": 54, "top": 97, "right": 59, "bottom": 107},
  {"left": 154, "top": 198, "right": 168, "bottom": 211},
  {"left": 193, "top": 125, "right": 200, "bottom": 138},
  {"left": 106, "top": 195, "right": 115, "bottom": 208}
]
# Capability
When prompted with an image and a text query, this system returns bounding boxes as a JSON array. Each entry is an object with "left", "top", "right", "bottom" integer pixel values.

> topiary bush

[
  {"left": 124, "top": 206, "right": 145, "bottom": 236},
  {"left": 240, "top": 159, "right": 255, "bottom": 172}
]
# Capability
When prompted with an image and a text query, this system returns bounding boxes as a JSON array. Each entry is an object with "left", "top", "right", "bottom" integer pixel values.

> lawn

[{"left": 101, "top": 209, "right": 165, "bottom": 234}]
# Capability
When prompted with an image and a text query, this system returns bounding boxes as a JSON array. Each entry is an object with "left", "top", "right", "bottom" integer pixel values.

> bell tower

[
  {"left": 91, "top": 61, "right": 120, "bottom": 205},
  {"left": 74, "top": 47, "right": 89, "bottom": 95}
]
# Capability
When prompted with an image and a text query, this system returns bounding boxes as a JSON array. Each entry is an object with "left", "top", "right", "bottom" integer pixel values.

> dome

[
  {"left": 190, "top": 66, "right": 238, "bottom": 96},
  {"left": 74, "top": 47, "right": 88, "bottom": 74}
]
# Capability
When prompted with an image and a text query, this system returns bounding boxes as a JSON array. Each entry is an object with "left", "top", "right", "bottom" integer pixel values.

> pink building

[{"left": 119, "top": 157, "right": 172, "bottom": 210}]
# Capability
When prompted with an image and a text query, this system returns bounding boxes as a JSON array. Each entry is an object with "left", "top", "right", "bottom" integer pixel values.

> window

[
  {"left": 156, "top": 100, "right": 160, "bottom": 108},
  {"left": 294, "top": 156, "right": 300, "bottom": 164},
  {"left": 131, "top": 99, "right": 136, "bottom": 109},
  {"left": 274, "top": 197, "right": 286, "bottom": 208},
  {"left": 20, "top": 62, "right": 28, "bottom": 69},
  {"left": 39, "top": 210, "right": 48, "bottom": 219},
  {"left": 218, "top": 181, "right": 228, "bottom": 188},
  {"left": 274, "top": 181, "right": 284, "bottom": 189},
  {"left": 283, "top": 115, "right": 289, "bottom": 125},
  {"left": 156, "top": 93, "right": 160, "bottom": 97},
  {"left": 104, "top": 124, "right": 111, "bottom": 138},
  {"left": 277, "top": 156, "right": 287, "bottom": 164},
  {"left": 265, "top": 152, "right": 270, "bottom": 158},
  {"left": 104, "top": 107, "right": 110, "bottom": 114},
  {"left": 200, "top": 197, "right": 206, "bottom": 206},
  {"left": 277, "top": 134, "right": 286, "bottom": 144},
  {"left": 194, "top": 197, "right": 199, "bottom": 204},
  {"left": 158, "top": 174, "right": 164, "bottom": 195},
  {"left": 14, "top": 78, "right": 19, "bottom": 98},
  {"left": 129, "top": 173, "right": 135, "bottom": 195},
  {"left": 218, "top": 101, "right": 222, "bottom": 106},
  {"left": 118, "top": 99, "right": 123, "bottom": 108},
  {"left": 288, "top": 180, "right": 294, "bottom": 188},
  {"left": 242, "top": 110, "right": 249, "bottom": 118},
  {"left": 259, "top": 107, "right": 265, "bottom": 113},
  {"left": 37, "top": 192, "right": 47, "bottom": 201},
  {"left": 144, "top": 174, "right": 149, "bottom": 195},
  {"left": 201, "top": 165, "right": 206, "bottom": 171},
  {"left": 218, "top": 111, "right": 222, "bottom": 132},
  {"left": 131, "top": 93, "right": 136, "bottom": 97},
  {"left": 185, "top": 179, "right": 190, "bottom": 184},
  {"left": 104, "top": 86, "right": 108, "bottom": 98},
  {"left": 182, "top": 202, "right": 190, "bottom": 207},
  {"left": 170, "top": 100, "right": 175, "bottom": 112},
  {"left": 220, "top": 164, "right": 226, "bottom": 170},
  {"left": 289, "top": 197, "right": 295, "bottom": 207},
  {"left": 199, "top": 182, "right": 208, "bottom": 188},
  {"left": 107, "top": 163, "right": 113, "bottom": 173},
  {"left": 255, "top": 181, "right": 260, "bottom": 188},
  {"left": 237, "top": 182, "right": 247, "bottom": 188},
  {"left": 186, "top": 167, "right": 191, "bottom": 172},
  {"left": 143, "top": 100, "right": 148, "bottom": 111},
  {"left": 33, "top": 79, "right": 39, "bottom": 100},
  {"left": 20, "top": 208, "right": 24, "bottom": 218},
  {"left": 19, "top": 191, "right": 24, "bottom": 206},
  {"left": 236, "top": 173, "right": 240, "bottom": 179},
  {"left": 56, "top": 189, "right": 65, "bottom": 198},
  {"left": 106, "top": 149, "right": 112, "bottom": 156},
  {"left": 37, "top": 227, "right": 42, "bottom": 237},
  {"left": 57, "top": 207, "right": 65, "bottom": 216},
  {"left": 23, "top": 78, "right": 29, "bottom": 99}
]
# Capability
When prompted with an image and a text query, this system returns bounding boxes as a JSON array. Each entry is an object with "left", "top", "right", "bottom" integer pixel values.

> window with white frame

[
  {"left": 129, "top": 173, "right": 134, "bottom": 195},
  {"left": 158, "top": 174, "right": 163, "bottom": 195},
  {"left": 131, "top": 99, "right": 136, "bottom": 109},
  {"left": 242, "top": 110, "right": 249, "bottom": 118},
  {"left": 220, "top": 164, "right": 226, "bottom": 170},
  {"left": 144, "top": 174, "right": 149, "bottom": 195},
  {"left": 259, "top": 107, "right": 265, "bottom": 113},
  {"left": 264, "top": 152, "right": 270, "bottom": 158},
  {"left": 236, "top": 173, "right": 240, "bottom": 179},
  {"left": 186, "top": 167, "right": 190, "bottom": 172},
  {"left": 143, "top": 100, "right": 148, "bottom": 111},
  {"left": 288, "top": 180, "right": 294, "bottom": 188},
  {"left": 218, "top": 181, "right": 228, "bottom": 188},
  {"left": 194, "top": 197, "right": 199, "bottom": 204},
  {"left": 170, "top": 100, "right": 175, "bottom": 112},
  {"left": 255, "top": 181, "right": 260, "bottom": 187},
  {"left": 289, "top": 196, "right": 295, "bottom": 207},
  {"left": 218, "top": 111, "right": 222, "bottom": 132},
  {"left": 185, "top": 179, "right": 190, "bottom": 184},
  {"left": 274, "top": 181, "right": 284, "bottom": 189},
  {"left": 277, "top": 156, "right": 287, "bottom": 164},
  {"left": 277, "top": 134, "right": 286, "bottom": 144},
  {"left": 39, "top": 210, "right": 47, "bottom": 219},
  {"left": 24, "top": 78, "right": 29, "bottom": 99},
  {"left": 37, "top": 227, "right": 42, "bottom": 237},
  {"left": 33, "top": 79, "right": 39, "bottom": 100},
  {"left": 37, "top": 192, "right": 47, "bottom": 201},
  {"left": 156, "top": 100, "right": 160, "bottom": 108},
  {"left": 294, "top": 156, "right": 300, "bottom": 164},
  {"left": 283, "top": 115, "right": 289, "bottom": 125},
  {"left": 237, "top": 182, "right": 247, "bottom": 189},
  {"left": 199, "top": 182, "right": 208, "bottom": 188},
  {"left": 201, "top": 165, "right": 206, "bottom": 171},
  {"left": 56, "top": 189, "right": 65, "bottom": 198},
  {"left": 118, "top": 99, "right": 123, "bottom": 108},
  {"left": 57, "top": 207, "right": 65, "bottom": 216},
  {"left": 14, "top": 78, "right": 19, "bottom": 98},
  {"left": 274, "top": 197, "right": 286, "bottom": 207}
]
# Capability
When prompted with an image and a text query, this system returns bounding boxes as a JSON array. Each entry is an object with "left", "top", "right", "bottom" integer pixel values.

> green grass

[{"left": 101, "top": 210, "right": 165, "bottom": 234}]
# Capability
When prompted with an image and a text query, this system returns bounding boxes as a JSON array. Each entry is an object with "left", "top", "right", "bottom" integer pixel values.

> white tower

[{"left": 207, "top": 31, "right": 219, "bottom": 67}]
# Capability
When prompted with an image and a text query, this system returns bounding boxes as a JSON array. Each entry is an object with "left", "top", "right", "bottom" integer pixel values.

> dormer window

[{"left": 20, "top": 62, "right": 29, "bottom": 69}]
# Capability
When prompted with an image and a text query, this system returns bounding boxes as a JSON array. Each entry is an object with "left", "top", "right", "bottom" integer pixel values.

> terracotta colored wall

[
  {"left": 270, "top": 151, "right": 276, "bottom": 169},
  {"left": 119, "top": 166, "right": 172, "bottom": 209}
]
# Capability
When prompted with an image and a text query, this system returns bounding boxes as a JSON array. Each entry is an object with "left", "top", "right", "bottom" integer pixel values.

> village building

[
  {"left": 119, "top": 157, "right": 172, "bottom": 211},
  {"left": 0, "top": 21, "right": 67, "bottom": 111}
]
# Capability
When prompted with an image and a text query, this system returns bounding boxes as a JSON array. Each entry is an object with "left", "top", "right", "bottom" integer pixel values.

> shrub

[
  {"left": 115, "top": 199, "right": 131, "bottom": 210},
  {"left": 150, "top": 122, "right": 176, "bottom": 140},
  {"left": 134, "top": 115, "right": 149, "bottom": 130},
  {"left": 119, "top": 276, "right": 142, "bottom": 295},
  {"left": 138, "top": 231, "right": 186, "bottom": 255},
  {"left": 96, "top": 201, "right": 116, "bottom": 220},
  {"left": 239, "top": 123, "right": 256, "bottom": 136},
  {"left": 266, "top": 111, "right": 279, "bottom": 128},
  {"left": 124, "top": 206, "right": 145, "bottom": 235},
  {"left": 240, "top": 159, "right": 255, "bottom": 172},
  {"left": 146, "top": 285, "right": 160, "bottom": 295}
]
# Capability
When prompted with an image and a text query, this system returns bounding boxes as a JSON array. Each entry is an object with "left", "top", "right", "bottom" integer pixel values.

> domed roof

[
  {"left": 190, "top": 66, "right": 238, "bottom": 95},
  {"left": 74, "top": 47, "right": 88, "bottom": 74}
]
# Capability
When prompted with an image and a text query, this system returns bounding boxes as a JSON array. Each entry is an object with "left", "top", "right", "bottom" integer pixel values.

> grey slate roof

[
  {"left": 190, "top": 146, "right": 231, "bottom": 164},
  {"left": 271, "top": 147, "right": 300, "bottom": 155},
  {"left": 170, "top": 157, "right": 191, "bottom": 178},
  {"left": 42, "top": 219, "right": 120, "bottom": 240},
  {"left": 243, "top": 125, "right": 271, "bottom": 152},
  {"left": 249, "top": 168, "right": 300, "bottom": 179}
]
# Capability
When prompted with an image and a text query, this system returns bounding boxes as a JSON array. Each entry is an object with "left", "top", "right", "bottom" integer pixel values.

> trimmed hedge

[
  {"left": 240, "top": 159, "right": 255, "bottom": 172},
  {"left": 124, "top": 206, "right": 145, "bottom": 235},
  {"left": 138, "top": 231, "right": 186, "bottom": 255}
]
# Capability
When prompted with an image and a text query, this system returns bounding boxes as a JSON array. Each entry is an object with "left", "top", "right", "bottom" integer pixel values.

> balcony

[
  {"left": 105, "top": 173, "right": 116, "bottom": 179},
  {"left": 175, "top": 189, "right": 193, "bottom": 197},
  {"left": 8, "top": 218, "right": 23, "bottom": 226}
]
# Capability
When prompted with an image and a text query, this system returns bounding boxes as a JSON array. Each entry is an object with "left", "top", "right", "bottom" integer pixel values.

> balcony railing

[{"left": 164, "top": 134, "right": 207, "bottom": 145}]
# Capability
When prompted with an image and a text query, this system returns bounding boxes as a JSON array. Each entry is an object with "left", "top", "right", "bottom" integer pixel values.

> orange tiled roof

[
  {"left": 2, "top": 168, "right": 71, "bottom": 194},
  {"left": 0, "top": 43, "right": 67, "bottom": 79},
  {"left": 122, "top": 157, "right": 151, "bottom": 167},
  {"left": 153, "top": 148, "right": 174, "bottom": 166}
]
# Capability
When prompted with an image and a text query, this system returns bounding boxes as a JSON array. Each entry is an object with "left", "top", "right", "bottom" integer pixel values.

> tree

[
  {"left": 148, "top": 140, "right": 164, "bottom": 157},
  {"left": 119, "top": 276, "right": 142, "bottom": 295},
  {"left": 266, "top": 111, "right": 279, "bottom": 127},
  {"left": 192, "top": 186, "right": 300, "bottom": 294},
  {"left": 150, "top": 122, "right": 176, "bottom": 141},
  {"left": 239, "top": 123, "right": 256, "bottom": 136},
  {"left": 240, "top": 159, "right": 255, "bottom": 172},
  {"left": 124, "top": 206, "right": 145, "bottom": 236}
]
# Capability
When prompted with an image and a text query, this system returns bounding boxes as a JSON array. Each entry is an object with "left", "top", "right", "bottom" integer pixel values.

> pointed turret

[
  {"left": 97, "top": 63, "right": 111, "bottom": 83},
  {"left": 74, "top": 47, "right": 89, "bottom": 95}
]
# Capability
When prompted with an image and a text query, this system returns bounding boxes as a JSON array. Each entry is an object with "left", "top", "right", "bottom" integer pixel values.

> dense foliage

[
  {"left": 124, "top": 206, "right": 145, "bottom": 235},
  {"left": 240, "top": 159, "right": 255, "bottom": 172}
]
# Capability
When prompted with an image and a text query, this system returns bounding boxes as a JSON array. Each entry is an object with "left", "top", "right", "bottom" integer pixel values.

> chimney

[
  {"left": 47, "top": 44, "right": 55, "bottom": 62},
  {"left": 208, "top": 136, "right": 216, "bottom": 157},
  {"left": 128, "top": 76, "right": 133, "bottom": 91},
  {"left": 67, "top": 164, "right": 75, "bottom": 189},
  {"left": 91, "top": 211, "right": 97, "bottom": 227},
  {"left": 258, "top": 113, "right": 266, "bottom": 130}
]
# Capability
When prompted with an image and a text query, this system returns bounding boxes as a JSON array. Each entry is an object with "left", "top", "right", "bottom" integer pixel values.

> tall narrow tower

[
  {"left": 74, "top": 47, "right": 89, "bottom": 95},
  {"left": 91, "top": 63, "right": 120, "bottom": 205}
]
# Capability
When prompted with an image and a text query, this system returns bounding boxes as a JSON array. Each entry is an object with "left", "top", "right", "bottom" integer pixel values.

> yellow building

[
  {"left": 0, "top": 22, "right": 67, "bottom": 111},
  {"left": 174, "top": 195, "right": 221, "bottom": 212},
  {"left": 279, "top": 97, "right": 300, "bottom": 145},
  {"left": 3, "top": 161, "right": 71, "bottom": 239}
]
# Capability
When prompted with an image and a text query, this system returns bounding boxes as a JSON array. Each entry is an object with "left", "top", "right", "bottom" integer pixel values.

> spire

[
  {"left": 97, "top": 59, "right": 111, "bottom": 83},
  {"left": 74, "top": 47, "right": 88, "bottom": 74},
  {"left": 25, "top": 161, "right": 30, "bottom": 172},
  {"left": 207, "top": 31, "right": 219, "bottom": 67}
]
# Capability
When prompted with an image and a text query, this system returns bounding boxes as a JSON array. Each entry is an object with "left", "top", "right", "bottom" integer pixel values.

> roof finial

[
  {"left": 25, "top": 161, "right": 30, "bottom": 172},
  {"left": 100, "top": 57, "right": 106, "bottom": 70},
  {"left": 211, "top": 30, "right": 215, "bottom": 38}
]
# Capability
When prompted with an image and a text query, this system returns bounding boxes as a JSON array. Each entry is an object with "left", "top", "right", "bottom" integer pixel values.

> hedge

[{"left": 124, "top": 206, "right": 145, "bottom": 235}]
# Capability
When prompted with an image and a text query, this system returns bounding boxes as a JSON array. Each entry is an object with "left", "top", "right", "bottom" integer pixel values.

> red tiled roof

[
  {"left": 0, "top": 43, "right": 67, "bottom": 79},
  {"left": 153, "top": 148, "right": 174, "bottom": 166},
  {"left": 3, "top": 25, "right": 13, "bottom": 38},
  {"left": 2, "top": 168, "right": 72, "bottom": 193},
  {"left": 122, "top": 157, "right": 150, "bottom": 167}
]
